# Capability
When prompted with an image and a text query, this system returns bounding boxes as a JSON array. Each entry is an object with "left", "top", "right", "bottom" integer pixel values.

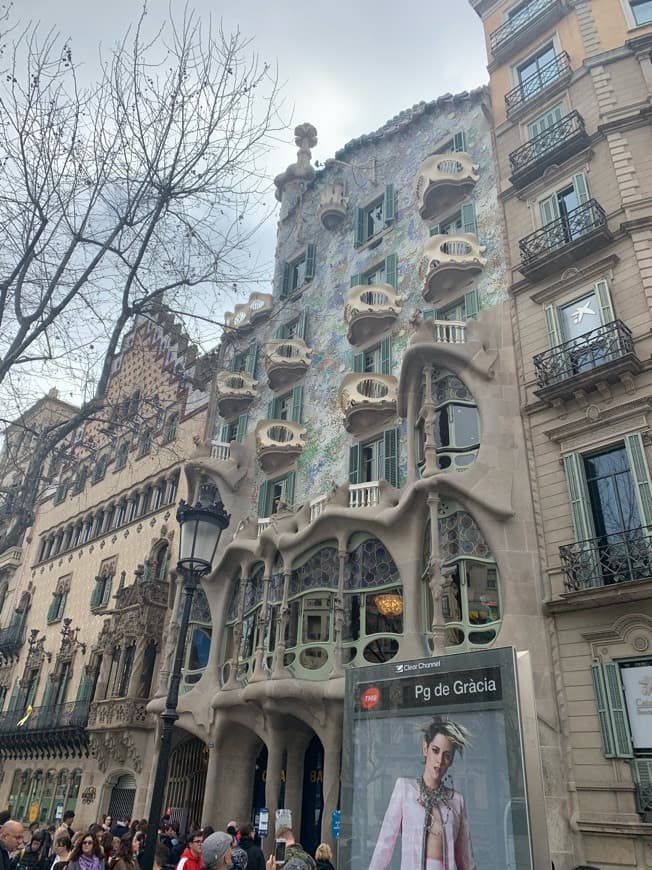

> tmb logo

[{"left": 360, "top": 686, "right": 380, "bottom": 710}]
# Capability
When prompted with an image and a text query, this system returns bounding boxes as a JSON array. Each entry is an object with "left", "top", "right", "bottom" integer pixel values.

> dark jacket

[
  {"left": 237, "top": 838, "right": 264, "bottom": 870},
  {"left": 11, "top": 846, "right": 49, "bottom": 870},
  {"left": 285, "top": 844, "right": 316, "bottom": 870},
  {"left": 316, "top": 861, "right": 335, "bottom": 870},
  {"left": 1, "top": 842, "right": 12, "bottom": 870}
]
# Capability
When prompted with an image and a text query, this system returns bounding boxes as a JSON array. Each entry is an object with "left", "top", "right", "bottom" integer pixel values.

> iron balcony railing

[
  {"left": 560, "top": 526, "right": 652, "bottom": 591},
  {"left": 509, "top": 111, "right": 587, "bottom": 176},
  {"left": 505, "top": 51, "right": 571, "bottom": 113},
  {"left": 0, "top": 699, "right": 90, "bottom": 733},
  {"left": 519, "top": 199, "right": 607, "bottom": 268},
  {"left": 0, "top": 622, "right": 26, "bottom": 655},
  {"left": 491, "top": 0, "right": 562, "bottom": 56},
  {"left": 533, "top": 320, "right": 634, "bottom": 389}
]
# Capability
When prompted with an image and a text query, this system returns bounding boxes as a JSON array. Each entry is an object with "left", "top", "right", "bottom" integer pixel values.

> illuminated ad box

[{"left": 341, "top": 646, "right": 548, "bottom": 870}]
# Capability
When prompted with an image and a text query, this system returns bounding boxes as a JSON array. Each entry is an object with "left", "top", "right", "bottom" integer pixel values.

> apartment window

[
  {"left": 353, "top": 336, "right": 392, "bottom": 375},
  {"left": 115, "top": 442, "right": 129, "bottom": 470},
  {"left": 544, "top": 280, "right": 616, "bottom": 376},
  {"left": 430, "top": 202, "right": 478, "bottom": 237},
  {"left": 116, "top": 644, "right": 135, "bottom": 697},
  {"left": 54, "top": 480, "right": 69, "bottom": 505},
  {"left": 166, "top": 476, "right": 178, "bottom": 504},
  {"left": 165, "top": 413, "right": 179, "bottom": 443},
  {"left": 230, "top": 342, "right": 258, "bottom": 376},
  {"left": 631, "top": 0, "right": 652, "bottom": 24},
  {"left": 354, "top": 184, "right": 395, "bottom": 246},
  {"left": 71, "top": 465, "right": 88, "bottom": 495},
  {"left": 527, "top": 103, "right": 564, "bottom": 139},
  {"left": 258, "top": 472, "right": 296, "bottom": 518},
  {"left": 276, "top": 310, "right": 307, "bottom": 341},
  {"left": 91, "top": 573, "right": 113, "bottom": 610},
  {"left": 349, "top": 428, "right": 399, "bottom": 488},
  {"left": 432, "top": 373, "right": 480, "bottom": 472},
  {"left": 47, "top": 585, "right": 68, "bottom": 624},
  {"left": 516, "top": 41, "right": 557, "bottom": 100},
  {"left": 268, "top": 385, "right": 303, "bottom": 423},
  {"left": 92, "top": 455, "right": 109, "bottom": 483},
  {"left": 540, "top": 172, "right": 589, "bottom": 231},
  {"left": 219, "top": 413, "right": 249, "bottom": 444},
  {"left": 138, "top": 429, "right": 153, "bottom": 458},
  {"left": 433, "top": 131, "right": 467, "bottom": 155},
  {"left": 281, "top": 243, "right": 315, "bottom": 299},
  {"left": 351, "top": 253, "right": 398, "bottom": 290},
  {"left": 425, "top": 289, "right": 479, "bottom": 323}
]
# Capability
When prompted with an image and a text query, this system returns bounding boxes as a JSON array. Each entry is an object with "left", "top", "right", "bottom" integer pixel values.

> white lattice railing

[
  {"left": 257, "top": 517, "right": 271, "bottom": 537},
  {"left": 309, "top": 494, "right": 329, "bottom": 522},
  {"left": 432, "top": 319, "right": 466, "bottom": 344},
  {"left": 349, "top": 481, "right": 380, "bottom": 508},
  {"left": 211, "top": 440, "right": 231, "bottom": 461}
]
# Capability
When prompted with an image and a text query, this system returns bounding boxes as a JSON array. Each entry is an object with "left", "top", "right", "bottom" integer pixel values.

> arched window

[
  {"left": 153, "top": 543, "right": 169, "bottom": 581},
  {"left": 182, "top": 587, "right": 212, "bottom": 689},
  {"left": 92, "top": 454, "right": 109, "bottom": 483},
  {"left": 115, "top": 441, "right": 129, "bottom": 470},
  {"left": 139, "top": 429, "right": 153, "bottom": 458},
  {"left": 116, "top": 643, "right": 135, "bottom": 697},
  {"left": 165, "top": 413, "right": 179, "bottom": 443},
  {"left": 416, "top": 368, "right": 480, "bottom": 474},
  {"left": 138, "top": 640, "right": 157, "bottom": 698}
]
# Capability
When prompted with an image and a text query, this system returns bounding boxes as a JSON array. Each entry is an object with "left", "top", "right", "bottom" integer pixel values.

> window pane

[
  {"left": 452, "top": 405, "right": 480, "bottom": 447},
  {"left": 466, "top": 563, "right": 501, "bottom": 625},
  {"left": 343, "top": 594, "right": 361, "bottom": 641},
  {"left": 633, "top": 0, "right": 652, "bottom": 24},
  {"left": 560, "top": 293, "right": 600, "bottom": 341},
  {"left": 584, "top": 446, "right": 641, "bottom": 535},
  {"left": 188, "top": 627, "right": 211, "bottom": 671},
  {"left": 365, "top": 588, "right": 403, "bottom": 634},
  {"left": 302, "top": 596, "right": 332, "bottom": 642}
]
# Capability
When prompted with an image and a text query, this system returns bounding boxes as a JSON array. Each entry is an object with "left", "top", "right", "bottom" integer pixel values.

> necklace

[{"left": 417, "top": 777, "right": 452, "bottom": 830}]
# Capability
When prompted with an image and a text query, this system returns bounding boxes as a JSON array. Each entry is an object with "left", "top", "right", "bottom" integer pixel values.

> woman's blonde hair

[{"left": 315, "top": 843, "right": 332, "bottom": 861}]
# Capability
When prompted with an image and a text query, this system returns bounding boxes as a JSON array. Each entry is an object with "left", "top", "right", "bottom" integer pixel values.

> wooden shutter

[
  {"left": 42, "top": 678, "right": 57, "bottom": 709},
  {"left": 528, "top": 104, "right": 564, "bottom": 139},
  {"left": 245, "top": 343, "right": 258, "bottom": 376},
  {"left": 296, "top": 309, "right": 307, "bottom": 341},
  {"left": 603, "top": 661, "right": 633, "bottom": 757},
  {"left": 423, "top": 309, "right": 435, "bottom": 319},
  {"left": 268, "top": 398, "right": 278, "bottom": 419},
  {"left": 349, "top": 444, "right": 361, "bottom": 484},
  {"left": 594, "top": 280, "right": 615, "bottom": 325},
  {"left": 384, "top": 183, "right": 396, "bottom": 224},
  {"left": 281, "top": 263, "right": 291, "bottom": 299},
  {"left": 354, "top": 207, "right": 365, "bottom": 246},
  {"left": 236, "top": 414, "right": 249, "bottom": 442},
  {"left": 283, "top": 471, "right": 296, "bottom": 506},
  {"left": 464, "top": 289, "right": 479, "bottom": 320},
  {"left": 624, "top": 432, "right": 652, "bottom": 527},
  {"left": 304, "top": 243, "right": 316, "bottom": 281},
  {"left": 572, "top": 172, "right": 590, "bottom": 205},
  {"left": 291, "top": 385, "right": 304, "bottom": 424},
  {"left": 350, "top": 273, "right": 362, "bottom": 288},
  {"left": 353, "top": 352, "right": 365, "bottom": 373},
  {"left": 275, "top": 322, "right": 287, "bottom": 339},
  {"left": 429, "top": 224, "right": 441, "bottom": 236},
  {"left": 453, "top": 131, "right": 467, "bottom": 152},
  {"left": 76, "top": 670, "right": 95, "bottom": 703},
  {"left": 385, "top": 253, "right": 398, "bottom": 289},
  {"left": 219, "top": 423, "right": 230, "bottom": 442},
  {"left": 592, "top": 662, "right": 616, "bottom": 757},
  {"left": 544, "top": 304, "right": 563, "bottom": 347},
  {"left": 380, "top": 336, "right": 392, "bottom": 375},
  {"left": 384, "top": 428, "right": 399, "bottom": 488},
  {"left": 562, "top": 453, "right": 595, "bottom": 542},
  {"left": 461, "top": 202, "right": 477, "bottom": 235},
  {"left": 539, "top": 193, "right": 560, "bottom": 225},
  {"left": 258, "top": 480, "right": 270, "bottom": 517}
]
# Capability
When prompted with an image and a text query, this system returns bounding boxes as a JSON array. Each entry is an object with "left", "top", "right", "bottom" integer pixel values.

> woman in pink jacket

[{"left": 370, "top": 717, "right": 476, "bottom": 870}]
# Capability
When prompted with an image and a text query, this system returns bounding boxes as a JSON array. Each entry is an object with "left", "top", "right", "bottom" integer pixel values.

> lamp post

[{"left": 141, "top": 483, "right": 230, "bottom": 870}]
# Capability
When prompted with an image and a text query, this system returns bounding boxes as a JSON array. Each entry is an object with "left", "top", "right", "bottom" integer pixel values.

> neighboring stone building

[
  {"left": 0, "top": 308, "right": 209, "bottom": 827},
  {"left": 469, "top": 0, "right": 652, "bottom": 867}
]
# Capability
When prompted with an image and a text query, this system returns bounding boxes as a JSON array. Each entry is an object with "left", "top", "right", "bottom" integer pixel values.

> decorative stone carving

[
  {"left": 344, "top": 283, "right": 405, "bottom": 345},
  {"left": 215, "top": 370, "right": 258, "bottom": 419},
  {"left": 87, "top": 698, "right": 154, "bottom": 730},
  {"left": 224, "top": 293, "right": 272, "bottom": 333},
  {"left": 255, "top": 420, "right": 306, "bottom": 473},
  {"left": 264, "top": 340, "right": 311, "bottom": 391},
  {"left": 318, "top": 182, "right": 348, "bottom": 230},
  {"left": 338, "top": 373, "right": 398, "bottom": 434},
  {"left": 416, "top": 152, "right": 479, "bottom": 220},
  {"left": 419, "top": 233, "right": 487, "bottom": 300},
  {"left": 274, "top": 123, "right": 318, "bottom": 202},
  {"left": 89, "top": 731, "right": 143, "bottom": 772}
]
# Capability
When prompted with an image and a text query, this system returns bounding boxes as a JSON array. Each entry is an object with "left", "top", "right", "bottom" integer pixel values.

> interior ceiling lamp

[{"left": 374, "top": 592, "right": 403, "bottom": 617}]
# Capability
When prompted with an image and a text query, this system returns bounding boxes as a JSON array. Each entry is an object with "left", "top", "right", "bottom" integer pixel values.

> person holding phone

[{"left": 273, "top": 831, "right": 315, "bottom": 870}]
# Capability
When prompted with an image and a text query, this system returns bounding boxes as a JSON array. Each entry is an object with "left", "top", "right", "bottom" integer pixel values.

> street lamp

[{"left": 142, "top": 482, "right": 230, "bottom": 870}]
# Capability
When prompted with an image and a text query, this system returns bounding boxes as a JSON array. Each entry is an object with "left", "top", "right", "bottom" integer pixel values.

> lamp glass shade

[{"left": 178, "top": 511, "right": 223, "bottom": 573}]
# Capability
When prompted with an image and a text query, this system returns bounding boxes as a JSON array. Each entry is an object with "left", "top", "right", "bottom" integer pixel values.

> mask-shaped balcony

[
  {"left": 255, "top": 419, "right": 306, "bottom": 473},
  {"left": 416, "top": 153, "right": 479, "bottom": 220},
  {"left": 264, "top": 339, "right": 311, "bottom": 391},
  {"left": 215, "top": 370, "right": 258, "bottom": 419},
  {"left": 338, "top": 373, "right": 398, "bottom": 434},
  {"left": 225, "top": 292, "right": 272, "bottom": 332},
  {"left": 420, "top": 234, "right": 487, "bottom": 301},
  {"left": 345, "top": 283, "right": 405, "bottom": 345},
  {"left": 319, "top": 181, "right": 348, "bottom": 230}
]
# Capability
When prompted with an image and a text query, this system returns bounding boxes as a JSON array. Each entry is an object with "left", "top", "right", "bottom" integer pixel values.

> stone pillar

[
  {"left": 202, "top": 741, "right": 221, "bottom": 825},
  {"left": 127, "top": 637, "right": 147, "bottom": 697},
  {"left": 427, "top": 491, "right": 447, "bottom": 655},
  {"left": 321, "top": 727, "right": 342, "bottom": 851},
  {"left": 284, "top": 733, "right": 311, "bottom": 831},
  {"left": 265, "top": 729, "right": 285, "bottom": 835},
  {"left": 251, "top": 569, "right": 271, "bottom": 682},
  {"left": 330, "top": 548, "right": 347, "bottom": 679},
  {"left": 272, "top": 569, "right": 292, "bottom": 679}
]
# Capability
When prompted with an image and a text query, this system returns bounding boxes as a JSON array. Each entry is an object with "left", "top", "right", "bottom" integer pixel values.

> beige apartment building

[{"left": 470, "top": 0, "right": 652, "bottom": 866}]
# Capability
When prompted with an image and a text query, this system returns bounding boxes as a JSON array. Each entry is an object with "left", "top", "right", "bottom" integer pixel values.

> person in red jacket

[{"left": 176, "top": 832, "right": 204, "bottom": 870}]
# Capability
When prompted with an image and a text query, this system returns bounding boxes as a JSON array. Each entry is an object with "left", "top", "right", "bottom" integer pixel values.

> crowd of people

[{"left": 0, "top": 812, "right": 336, "bottom": 870}]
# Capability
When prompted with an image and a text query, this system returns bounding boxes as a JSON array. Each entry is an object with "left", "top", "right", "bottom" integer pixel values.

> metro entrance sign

[{"left": 341, "top": 647, "right": 550, "bottom": 869}]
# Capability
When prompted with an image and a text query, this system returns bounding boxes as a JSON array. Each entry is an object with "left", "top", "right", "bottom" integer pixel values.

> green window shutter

[
  {"left": 276, "top": 322, "right": 287, "bottom": 339},
  {"left": 592, "top": 663, "right": 616, "bottom": 757},
  {"left": 350, "top": 273, "right": 362, "bottom": 288},
  {"left": 429, "top": 224, "right": 441, "bottom": 237},
  {"left": 76, "top": 670, "right": 95, "bottom": 703},
  {"left": 464, "top": 289, "right": 479, "bottom": 320},
  {"left": 423, "top": 308, "right": 435, "bottom": 319},
  {"left": 384, "top": 183, "right": 395, "bottom": 225},
  {"left": 453, "top": 131, "right": 467, "bottom": 152},
  {"left": 562, "top": 453, "right": 595, "bottom": 542},
  {"left": 353, "top": 352, "right": 365, "bottom": 373},
  {"left": 291, "top": 385, "right": 304, "bottom": 424},
  {"left": 47, "top": 595, "right": 60, "bottom": 623},
  {"left": 594, "top": 280, "right": 615, "bottom": 325},
  {"left": 245, "top": 343, "right": 258, "bottom": 376},
  {"left": 354, "top": 207, "right": 365, "bottom": 246},
  {"left": 296, "top": 309, "right": 307, "bottom": 341},
  {"left": 304, "top": 243, "right": 316, "bottom": 281},
  {"left": 219, "top": 423, "right": 230, "bottom": 442},
  {"left": 268, "top": 398, "right": 277, "bottom": 419},
  {"left": 349, "top": 444, "right": 361, "bottom": 484},
  {"left": 385, "top": 253, "right": 398, "bottom": 289},
  {"left": 461, "top": 202, "right": 477, "bottom": 235},
  {"left": 258, "top": 480, "right": 270, "bottom": 517},
  {"left": 281, "top": 263, "right": 291, "bottom": 299},
  {"left": 384, "top": 427, "right": 399, "bottom": 488},
  {"left": 572, "top": 172, "right": 590, "bottom": 205},
  {"left": 624, "top": 432, "right": 652, "bottom": 527},
  {"left": 236, "top": 414, "right": 249, "bottom": 442},
  {"left": 380, "top": 336, "right": 392, "bottom": 375},
  {"left": 540, "top": 193, "right": 560, "bottom": 225},
  {"left": 544, "top": 304, "right": 563, "bottom": 347},
  {"left": 284, "top": 471, "right": 296, "bottom": 506},
  {"left": 42, "top": 679, "right": 57, "bottom": 708},
  {"left": 603, "top": 661, "right": 633, "bottom": 757}
]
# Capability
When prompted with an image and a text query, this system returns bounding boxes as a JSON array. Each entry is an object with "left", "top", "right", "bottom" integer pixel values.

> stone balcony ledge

[
  {"left": 215, "top": 370, "right": 258, "bottom": 418},
  {"left": 344, "top": 283, "right": 405, "bottom": 345},
  {"left": 420, "top": 233, "right": 486, "bottom": 301},
  {"left": 255, "top": 419, "right": 306, "bottom": 472},
  {"left": 416, "top": 152, "right": 479, "bottom": 220},
  {"left": 264, "top": 339, "right": 311, "bottom": 390},
  {"left": 338, "top": 372, "right": 398, "bottom": 434},
  {"left": 225, "top": 292, "right": 272, "bottom": 332}
]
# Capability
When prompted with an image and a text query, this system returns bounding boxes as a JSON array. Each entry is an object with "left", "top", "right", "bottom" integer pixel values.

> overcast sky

[{"left": 23, "top": 0, "right": 489, "bottom": 278}]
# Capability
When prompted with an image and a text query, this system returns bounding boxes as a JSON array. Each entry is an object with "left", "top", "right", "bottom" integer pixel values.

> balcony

[
  {"left": 87, "top": 698, "right": 154, "bottom": 731},
  {"left": 0, "top": 547, "right": 23, "bottom": 571},
  {"left": 348, "top": 481, "right": 380, "bottom": 508},
  {"left": 345, "top": 283, "right": 404, "bottom": 345},
  {"left": 215, "top": 370, "right": 258, "bottom": 419},
  {"left": 560, "top": 526, "right": 652, "bottom": 592},
  {"left": 264, "top": 339, "right": 311, "bottom": 391},
  {"left": 533, "top": 320, "right": 642, "bottom": 402},
  {"left": 509, "top": 111, "right": 590, "bottom": 189},
  {"left": 318, "top": 182, "right": 348, "bottom": 230},
  {"left": 0, "top": 622, "right": 26, "bottom": 662},
  {"left": 519, "top": 199, "right": 611, "bottom": 280},
  {"left": 491, "top": 0, "right": 566, "bottom": 63},
  {"left": 0, "top": 700, "right": 89, "bottom": 760},
  {"left": 505, "top": 51, "right": 571, "bottom": 118},
  {"left": 255, "top": 419, "right": 306, "bottom": 473},
  {"left": 338, "top": 373, "right": 398, "bottom": 434},
  {"left": 225, "top": 292, "right": 272, "bottom": 332},
  {"left": 632, "top": 760, "right": 652, "bottom": 822},
  {"left": 416, "top": 152, "right": 479, "bottom": 220},
  {"left": 210, "top": 440, "right": 232, "bottom": 461},
  {"left": 430, "top": 319, "right": 467, "bottom": 345},
  {"left": 420, "top": 234, "right": 486, "bottom": 301}
]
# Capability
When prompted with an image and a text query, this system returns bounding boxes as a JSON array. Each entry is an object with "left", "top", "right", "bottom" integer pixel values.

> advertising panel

[
  {"left": 620, "top": 662, "right": 652, "bottom": 751},
  {"left": 341, "top": 647, "right": 535, "bottom": 870}
]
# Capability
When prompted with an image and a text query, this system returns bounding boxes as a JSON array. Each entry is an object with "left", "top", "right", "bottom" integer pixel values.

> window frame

[{"left": 354, "top": 185, "right": 396, "bottom": 247}]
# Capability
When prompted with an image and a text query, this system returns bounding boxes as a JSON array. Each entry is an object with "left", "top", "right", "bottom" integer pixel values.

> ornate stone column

[
  {"left": 272, "top": 567, "right": 292, "bottom": 679},
  {"left": 265, "top": 729, "right": 285, "bottom": 835},
  {"left": 321, "top": 726, "right": 343, "bottom": 851},
  {"left": 284, "top": 732, "right": 311, "bottom": 830},
  {"left": 426, "top": 491, "right": 447, "bottom": 655},
  {"left": 251, "top": 564, "right": 272, "bottom": 682},
  {"left": 330, "top": 546, "right": 347, "bottom": 679}
]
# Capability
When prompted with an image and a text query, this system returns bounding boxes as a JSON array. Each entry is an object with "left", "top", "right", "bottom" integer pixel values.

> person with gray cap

[{"left": 201, "top": 833, "right": 232, "bottom": 870}]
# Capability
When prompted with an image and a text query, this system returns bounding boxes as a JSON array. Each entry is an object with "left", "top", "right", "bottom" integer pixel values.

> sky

[{"left": 23, "top": 0, "right": 490, "bottom": 280}]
